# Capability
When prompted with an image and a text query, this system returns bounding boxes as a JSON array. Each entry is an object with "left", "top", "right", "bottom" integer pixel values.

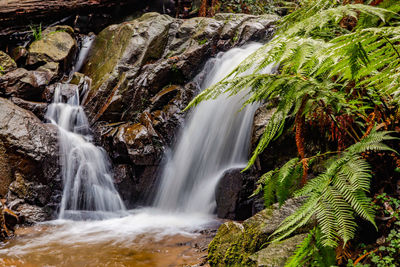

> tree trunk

[{"left": 0, "top": 0, "right": 145, "bottom": 35}]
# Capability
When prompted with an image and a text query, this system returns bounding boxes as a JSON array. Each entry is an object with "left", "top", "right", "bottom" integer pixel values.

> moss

[
  {"left": 82, "top": 23, "right": 134, "bottom": 94},
  {"left": 197, "top": 38, "right": 208, "bottom": 45},
  {"left": 232, "top": 29, "right": 240, "bottom": 43}
]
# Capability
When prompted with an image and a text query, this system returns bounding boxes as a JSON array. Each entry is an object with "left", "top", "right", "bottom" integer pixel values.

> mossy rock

[
  {"left": 208, "top": 197, "right": 310, "bottom": 266},
  {"left": 83, "top": 13, "right": 173, "bottom": 96},
  {"left": 248, "top": 234, "right": 307, "bottom": 267},
  {"left": 27, "top": 30, "right": 76, "bottom": 67},
  {"left": 0, "top": 51, "right": 17, "bottom": 74}
]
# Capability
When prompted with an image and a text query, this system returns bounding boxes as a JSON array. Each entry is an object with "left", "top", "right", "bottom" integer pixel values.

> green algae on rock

[
  {"left": 208, "top": 197, "right": 311, "bottom": 266},
  {"left": 0, "top": 51, "right": 17, "bottom": 74}
]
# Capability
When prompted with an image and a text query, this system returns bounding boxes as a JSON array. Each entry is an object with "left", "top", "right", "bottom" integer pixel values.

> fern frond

[
  {"left": 285, "top": 226, "right": 336, "bottom": 267},
  {"left": 284, "top": 4, "right": 391, "bottom": 37},
  {"left": 272, "top": 130, "right": 396, "bottom": 247}
]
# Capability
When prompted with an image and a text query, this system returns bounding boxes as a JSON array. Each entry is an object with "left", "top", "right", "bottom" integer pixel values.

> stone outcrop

[
  {"left": 0, "top": 64, "right": 59, "bottom": 101},
  {"left": 27, "top": 27, "right": 76, "bottom": 70},
  {"left": 0, "top": 51, "right": 17, "bottom": 74},
  {"left": 82, "top": 12, "right": 279, "bottom": 207},
  {"left": 215, "top": 168, "right": 257, "bottom": 220},
  {"left": 248, "top": 234, "right": 307, "bottom": 267},
  {"left": 208, "top": 197, "right": 310, "bottom": 266},
  {"left": 0, "top": 98, "right": 60, "bottom": 223}
]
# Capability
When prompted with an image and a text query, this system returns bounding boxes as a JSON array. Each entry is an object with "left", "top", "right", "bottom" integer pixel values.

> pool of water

[{"left": 0, "top": 208, "right": 220, "bottom": 267}]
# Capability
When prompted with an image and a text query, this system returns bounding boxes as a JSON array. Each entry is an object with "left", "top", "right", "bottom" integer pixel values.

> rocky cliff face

[
  {"left": 0, "top": 98, "right": 60, "bottom": 225},
  {"left": 82, "top": 12, "right": 279, "bottom": 207}
]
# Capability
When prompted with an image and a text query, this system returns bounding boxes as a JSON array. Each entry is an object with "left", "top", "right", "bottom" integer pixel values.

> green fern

[
  {"left": 271, "top": 130, "right": 397, "bottom": 247},
  {"left": 283, "top": 4, "right": 391, "bottom": 37},
  {"left": 285, "top": 227, "right": 336, "bottom": 267},
  {"left": 258, "top": 158, "right": 303, "bottom": 207}
]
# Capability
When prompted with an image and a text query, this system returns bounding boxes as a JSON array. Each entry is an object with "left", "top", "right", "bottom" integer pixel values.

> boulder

[
  {"left": 248, "top": 234, "right": 307, "bottom": 267},
  {"left": 82, "top": 12, "right": 278, "bottom": 123},
  {"left": 27, "top": 29, "right": 76, "bottom": 70},
  {"left": 0, "top": 51, "right": 17, "bottom": 74},
  {"left": 0, "top": 97, "right": 60, "bottom": 221},
  {"left": 0, "top": 67, "right": 57, "bottom": 101},
  {"left": 42, "top": 83, "right": 79, "bottom": 103},
  {"left": 208, "top": 197, "right": 310, "bottom": 266},
  {"left": 10, "top": 97, "right": 47, "bottom": 120},
  {"left": 8, "top": 202, "right": 50, "bottom": 224},
  {"left": 215, "top": 168, "right": 256, "bottom": 220}
]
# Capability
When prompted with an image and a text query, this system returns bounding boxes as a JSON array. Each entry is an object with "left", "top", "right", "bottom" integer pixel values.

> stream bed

[{"left": 0, "top": 209, "right": 220, "bottom": 267}]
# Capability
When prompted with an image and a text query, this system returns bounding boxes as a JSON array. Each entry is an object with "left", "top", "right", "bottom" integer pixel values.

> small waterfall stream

[
  {"left": 45, "top": 34, "right": 125, "bottom": 220},
  {"left": 46, "top": 84, "right": 126, "bottom": 220},
  {"left": 70, "top": 35, "right": 95, "bottom": 74},
  {"left": 154, "top": 43, "right": 265, "bottom": 214}
]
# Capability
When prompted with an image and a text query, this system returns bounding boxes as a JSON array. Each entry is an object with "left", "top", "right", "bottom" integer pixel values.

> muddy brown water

[{"left": 0, "top": 209, "right": 220, "bottom": 267}]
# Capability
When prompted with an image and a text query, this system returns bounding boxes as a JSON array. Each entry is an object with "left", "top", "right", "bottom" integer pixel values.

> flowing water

[
  {"left": 154, "top": 43, "right": 265, "bottom": 213},
  {"left": 70, "top": 34, "right": 95, "bottom": 75},
  {"left": 46, "top": 83, "right": 127, "bottom": 220},
  {"left": 0, "top": 43, "right": 268, "bottom": 266}
]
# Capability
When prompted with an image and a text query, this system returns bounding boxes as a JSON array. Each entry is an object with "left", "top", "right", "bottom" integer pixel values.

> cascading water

[
  {"left": 154, "top": 43, "right": 271, "bottom": 214},
  {"left": 46, "top": 83, "right": 126, "bottom": 220},
  {"left": 70, "top": 35, "right": 95, "bottom": 74}
]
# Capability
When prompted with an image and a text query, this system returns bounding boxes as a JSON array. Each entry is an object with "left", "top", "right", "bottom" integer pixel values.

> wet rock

[
  {"left": 208, "top": 197, "right": 310, "bottom": 266},
  {"left": 250, "top": 103, "right": 297, "bottom": 173},
  {"left": 113, "top": 122, "right": 163, "bottom": 166},
  {"left": 82, "top": 12, "right": 278, "bottom": 123},
  {"left": 215, "top": 168, "right": 256, "bottom": 220},
  {"left": 27, "top": 29, "right": 76, "bottom": 70},
  {"left": 37, "top": 62, "right": 59, "bottom": 78},
  {"left": 0, "top": 67, "right": 57, "bottom": 101},
  {"left": 248, "top": 234, "right": 307, "bottom": 267},
  {"left": 10, "top": 97, "right": 47, "bottom": 119},
  {"left": 0, "top": 97, "right": 60, "bottom": 220},
  {"left": 10, "top": 46, "right": 28, "bottom": 64},
  {"left": 150, "top": 85, "right": 180, "bottom": 111},
  {"left": 113, "top": 164, "right": 136, "bottom": 207},
  {"left": 0, "top": 143, "right": 12, "bottom": 197},
  {"left": 7, "top": 173, "right": 52, "bottom": 207},
  {"left": 42, "top": 83, "right": 79, "bottom": 103},
  {"left": 12, "top": 203, "right": 50, "bottom": 224},
  {"left": 0, "top": 51, "right": 17, "bottom": 74}
]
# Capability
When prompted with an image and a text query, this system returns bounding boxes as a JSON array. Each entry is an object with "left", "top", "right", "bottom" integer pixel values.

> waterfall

[
  {"left": 70, "top": 34, "right": 95, "bottom": 75},
  {"left": 46, "top": 85, "right": 126, "bottom": 220},
  {"left": 154, "top": 43, "right": 271, "bottom": 214},
  {"left": 46, "top": 35, "right": 126, "bottom": 219}
]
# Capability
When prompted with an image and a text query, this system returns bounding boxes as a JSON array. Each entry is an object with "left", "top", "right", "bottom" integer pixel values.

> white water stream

[
  {"left": 46, "top": 83, "right": 127, "bottom": 220},
  {"left": 154, "top": 43, "right": 265, "bottom": 213}
]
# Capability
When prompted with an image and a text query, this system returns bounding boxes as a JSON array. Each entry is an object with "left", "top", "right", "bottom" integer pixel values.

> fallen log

[{"left": 0, "top": 0, "right": 173, "bottom": 36}]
